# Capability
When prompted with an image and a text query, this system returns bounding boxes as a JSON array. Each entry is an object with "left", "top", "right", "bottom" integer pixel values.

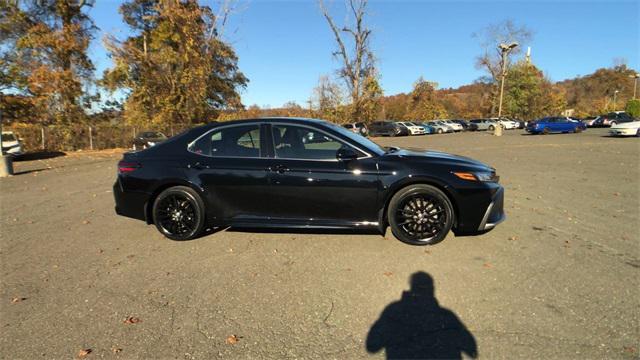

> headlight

[{"left": 453, "top": 171, "right": 499, "bottom": 182}]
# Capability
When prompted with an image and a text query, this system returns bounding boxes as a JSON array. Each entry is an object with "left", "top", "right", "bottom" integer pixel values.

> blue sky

[{"left": 90, "top": 0, "right": 640, "bottom": 108}]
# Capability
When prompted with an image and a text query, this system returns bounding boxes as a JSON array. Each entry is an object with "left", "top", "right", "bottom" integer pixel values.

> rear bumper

[{"left": 113, "top": 181, "right": 149, "bottom": 222}]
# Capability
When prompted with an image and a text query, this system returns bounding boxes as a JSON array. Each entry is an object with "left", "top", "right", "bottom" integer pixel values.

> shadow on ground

[
  {"left": 366, "top": 271, "right": 477, "bottom": 359},
  {"left": 14, "top": 151, "right": 66, "bottom": 161}
]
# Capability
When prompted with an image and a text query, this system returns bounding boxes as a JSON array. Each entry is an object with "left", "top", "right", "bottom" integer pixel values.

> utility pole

[
  {"left": 1, "top": 110, "right": 15, "bottom": 177},
  {"left": 497, "top": 42, "right": 518, "bottom": 119},
  {"left": 630, "top": 73, "right": 639, "bottom": 99}
]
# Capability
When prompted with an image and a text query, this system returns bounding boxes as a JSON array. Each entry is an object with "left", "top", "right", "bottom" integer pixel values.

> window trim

[
  {"left": 269, "top": 122, "right": 373, "bottom": 162},
  {"left": 186, "top": 122, "right": 266, "bottom": 159}
]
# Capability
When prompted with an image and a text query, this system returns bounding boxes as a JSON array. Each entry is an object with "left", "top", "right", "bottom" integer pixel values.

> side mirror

[{"left": 336, "top": 147, "right": 359, "bottom": 161}]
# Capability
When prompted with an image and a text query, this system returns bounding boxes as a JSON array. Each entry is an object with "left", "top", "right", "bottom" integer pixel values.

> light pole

[
  {"left": 613, "top": 90, "right": 619, "bottom": 111},
  {"left": 630, "top": 73, "right": 640, "bottom": 99},
  {"left": 497, "top": 42, "right": 518, "bottom": 119}
]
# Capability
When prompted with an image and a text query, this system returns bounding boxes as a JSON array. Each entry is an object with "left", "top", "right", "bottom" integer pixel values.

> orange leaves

[
  {"left": 123, "top": 317, "right": 141, "bottom": 324},
  {"left": 225, "top": 335, "right": 240, "bottom": 345}
]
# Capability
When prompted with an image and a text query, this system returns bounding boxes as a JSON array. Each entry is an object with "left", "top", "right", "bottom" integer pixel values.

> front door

[{"left": 263, "top": 123, "right": 379, "bottom": 225}]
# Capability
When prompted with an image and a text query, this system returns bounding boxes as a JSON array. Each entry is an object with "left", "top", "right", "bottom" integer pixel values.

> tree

[
  {"left": 626, "top": 99, "right": 640, "bottom": 118},
  {"left": 473, "top": 20, "right": 532, "bottom": 115},
  {"left": 0, "top": 0, "right": 96, "bottom": 125},
  {"left": 502, "top": 61, "right": 566, "bottom": 120},
  {"left": 360, "top": 74, "right": 383, "bottom": 122},
  {"left": 102, "top": 0, "right": 248, "bottom": 128},
  {"left": 405, "top": 77, "right": 448, "bottom": 120},
  {"left": 319, "top": 0, "right": 375, "bottom": 121},
  {"left": 310, "top": 75, "right": 345, "bottom": 122}
]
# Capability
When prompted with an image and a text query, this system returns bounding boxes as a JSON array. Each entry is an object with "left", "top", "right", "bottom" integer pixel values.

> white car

[
  {"left": 396, "top": 121, "right": 426, "bottom": 135},
  {"left": 493, "top": 118, "right": 518, "bottom": 130},
  {"left": 1, "top": 131, "right": 24, "bottom": 157},
  {"left": 440, "top": 120, "right": 464, "bottom": 132},
  {"left": 609, "top": 121, "right": 640, "bottom": 137}
]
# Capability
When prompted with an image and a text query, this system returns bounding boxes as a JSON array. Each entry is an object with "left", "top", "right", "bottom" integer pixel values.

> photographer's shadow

[{"left": 366, "top": 272, "right": 478, "bottom": 359}]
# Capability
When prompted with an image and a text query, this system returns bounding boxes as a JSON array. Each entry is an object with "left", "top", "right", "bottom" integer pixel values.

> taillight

[{"left": 118, "top": 161, "right": 141, "bottom": 174}]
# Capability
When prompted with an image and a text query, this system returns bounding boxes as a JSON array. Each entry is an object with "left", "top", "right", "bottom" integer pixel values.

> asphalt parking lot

[{"left": 1, "top": 128, "right": 638, "bottom": 359}]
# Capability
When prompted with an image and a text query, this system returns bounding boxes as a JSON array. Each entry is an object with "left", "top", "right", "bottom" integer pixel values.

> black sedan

[
  {"left": 368, "top": 121, "right": 410, "bottom": 137},
  {"left": 114, "top": 118, "right": 505, "bottom": 245}
]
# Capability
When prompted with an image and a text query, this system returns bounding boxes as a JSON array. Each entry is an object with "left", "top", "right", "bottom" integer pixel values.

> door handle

[
  {"left": 267, "top": 165, "right": 289, "bottom": 174},
  {"left": 188, "top": 162, "right": 207, "bottom": 170}
]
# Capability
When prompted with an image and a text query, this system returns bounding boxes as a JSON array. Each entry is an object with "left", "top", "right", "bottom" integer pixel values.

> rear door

[
  {"left": 185, "top": 123, "right": 273, "bottom": 222},
  {"left": 262, "top": 123, "right": 379, "bottom": 225}
]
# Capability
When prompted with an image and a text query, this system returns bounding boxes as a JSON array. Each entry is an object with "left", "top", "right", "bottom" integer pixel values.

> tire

[
  {"left": 152, "top": 186, "right": 205, "bottom": 240},
  {"left": 488, "top": 125, "right": 495, "bottom": 131},
  {"left": 542, "top": 127, "right": 550, "bottom": 135},
  {"left": 387, "top": 184, "right": 455, "bottom": 246},
  {"left": 610, "top": 121, "right": 617, "bottom": 126},
  {"left": 574, "top": 126, "right": 582, "bottom": 133},
  {"left": 437, "top": 128, "right": 443, "bottom": 134},
  {"left": 636, "top": 128, "right": 640, "bottom": 137}
]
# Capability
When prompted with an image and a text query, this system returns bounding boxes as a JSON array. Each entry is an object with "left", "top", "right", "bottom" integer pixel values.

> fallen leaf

[
  {"left": 383, "top": 272, "right": 393, "bottom": 277},
  {"left": 613, "top": 192, "right": 620, "bottom": 196},
  {"left": 508, "top": 236, "right": 518, "bottom": 241},
  {"left": 98, "top": 249, "right": 104, "bottom": 254},
  {"left": 483, "top": 263, "right": 493, "bottom": 268},
  {"left": 123, "top": 316, "right": 141, "bottom": 324},
  {"left": 11, "top": 297, "right": 27, "bottom": 303},
  {"left": 112, "top": 348, "right": 122, "bottom": 354},
  {"left": 77, "top": 349, "right": 92, "bottom": 358},
  {"left": 225, "top": 335, "right": 240, "bottom": 344},
  {"left": 82, "top": 220, "right": 90, "bottom": 225},
  {"left": 424, "top": 250, "right": 431, "bottom": 254}
]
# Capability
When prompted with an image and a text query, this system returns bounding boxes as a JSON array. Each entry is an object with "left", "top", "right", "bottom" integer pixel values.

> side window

[
  {"left": 272, "top": 125, "right": 360, "bottom": 160},
  {"left": 188, "top": 124, "right": 261, "bottom": 157}
]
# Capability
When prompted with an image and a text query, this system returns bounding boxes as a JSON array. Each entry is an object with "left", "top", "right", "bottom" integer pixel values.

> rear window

[{"left": 189, "top": 124, "right": 261, "bottom": 158}]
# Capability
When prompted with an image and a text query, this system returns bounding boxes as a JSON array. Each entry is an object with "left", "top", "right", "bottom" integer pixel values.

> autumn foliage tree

[
  {"left": 0, "top": 0, "right": 96, "bottom": 125},
  {"left": 102, "top": 0, "right": 247, "bottom": 128}
]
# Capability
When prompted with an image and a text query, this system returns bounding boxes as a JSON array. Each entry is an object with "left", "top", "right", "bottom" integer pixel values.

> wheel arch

[
  {"left": 378, "top": 177, "right": 460, "bottom": 233},
  {"left": 144, "top": 180, "right": 206, "bottom": 224}
]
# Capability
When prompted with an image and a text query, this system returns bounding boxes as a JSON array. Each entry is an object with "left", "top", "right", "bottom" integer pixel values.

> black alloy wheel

[
  {"left": 387, "top": 184, "right": 454, "bottom": 245},
  {"left": 153, "top": 186, "right": 205, "bottom": 240}
]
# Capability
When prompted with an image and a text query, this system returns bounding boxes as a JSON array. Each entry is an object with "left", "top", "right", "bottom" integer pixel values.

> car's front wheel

[
  {"left": 152, "top": 186, "right": 205, "bottom": 240},
  {"left": 387, "top": 184, "right": 454, "bottom": 246}
]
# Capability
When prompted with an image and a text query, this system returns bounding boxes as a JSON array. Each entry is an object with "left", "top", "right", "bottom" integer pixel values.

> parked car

[
  {"left": 369, "top": 121, "right": 409, "bottom": 137},
  {"left": 427, "top": 121, "right": 455, "bottom": 134},
  {"left": 343, "top": 122, "right": 368, "bottom": 137},
  {"left": 467, "top": 122, "right": 479, "bottom": 131},
  {"left": 609, "top": 121, "right": 640, "bottom": 137},
  {"left": 469, "top": 119, "right": 499, "bottom": 131},
  {"left": 526, "top": 116, "right": 586, "bottom": 134},
  {"left": 133, "top": 131, "right": 167, "bottom": 150},
  {"left": 114, "top": 118, "right": 505, "bottom": 245},
  {"left": 419, "top": 123, "right": 436, "bottom": 134},
  {"left": 451, "top": 119, "right": 470, "bottom": 131},
  {"left": 1, "top": 131, "right": 24, "bottom": 157},
  {"left": 581, "top": 116, "right": 599, "bottom": 127},
  {"left": 396, "top": 121, "right": 426, "bottom": 135},
  {"left": 493, "top": 118, "right": 518, "bottom": 130},
  {"left": 594, "top": 112, "right": 634, "bottom": 127},
  {"left": 437, "top": 120, "right": 463, "bottom": 132}
]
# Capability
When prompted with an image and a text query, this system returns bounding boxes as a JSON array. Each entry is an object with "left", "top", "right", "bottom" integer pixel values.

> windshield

[
  {"left": 323, "top": 122, "right": 386, "bottom": 156},
  {"left": 1, "top": 133, "right": 17, "bottom": 142}
]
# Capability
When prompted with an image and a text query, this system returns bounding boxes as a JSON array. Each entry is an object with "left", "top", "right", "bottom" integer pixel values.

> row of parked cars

[{"left": 343, "top": 118, "right": 527, "bottom": 137}]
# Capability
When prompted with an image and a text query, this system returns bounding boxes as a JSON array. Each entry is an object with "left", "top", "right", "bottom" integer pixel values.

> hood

[
  {"left": 611, "top": 121, "right": 640, "bottom": 129},
  {"left": 386, "top": 148, "right": 492, "bottom": 170}
]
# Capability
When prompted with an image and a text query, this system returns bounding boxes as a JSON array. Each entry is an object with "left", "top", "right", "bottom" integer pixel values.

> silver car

[
  {"left": 469, "top": 119, "right": 499, "bottom": 131},
  {"left": 425, "top": 121, "right": 454, "bottom": 134}
]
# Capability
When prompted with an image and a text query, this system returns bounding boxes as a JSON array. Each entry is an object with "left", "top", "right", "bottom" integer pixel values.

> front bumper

[
  {"left": 609, "top": 128, "right": 637, "bottom": 136},
  {"left": 477, "top": 186, "right": 506, "bottom": 231}
]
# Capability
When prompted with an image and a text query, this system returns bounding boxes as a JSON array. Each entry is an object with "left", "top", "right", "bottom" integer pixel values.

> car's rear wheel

[
  {"left": 152, "top": 186, "right": 205, "bottom": 240},
  {"left": 387, "top": 184, "right": 454, "bottom": 246},
  {"left": 437, "top": 128, "right": 443, "bottom": 134},
  {"left": 488, "top": 125, "right": 495, "bottom": 131},
  {"left": 542, "top": 127, "right": 550, "bottom": 135},
  {"left": 610, "top": 121, "right": 617, "bottom": 126}
]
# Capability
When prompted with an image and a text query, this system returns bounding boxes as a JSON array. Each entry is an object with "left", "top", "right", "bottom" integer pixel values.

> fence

[{"left": 3, "top": 123, "right": 196, "bottom": 152}]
